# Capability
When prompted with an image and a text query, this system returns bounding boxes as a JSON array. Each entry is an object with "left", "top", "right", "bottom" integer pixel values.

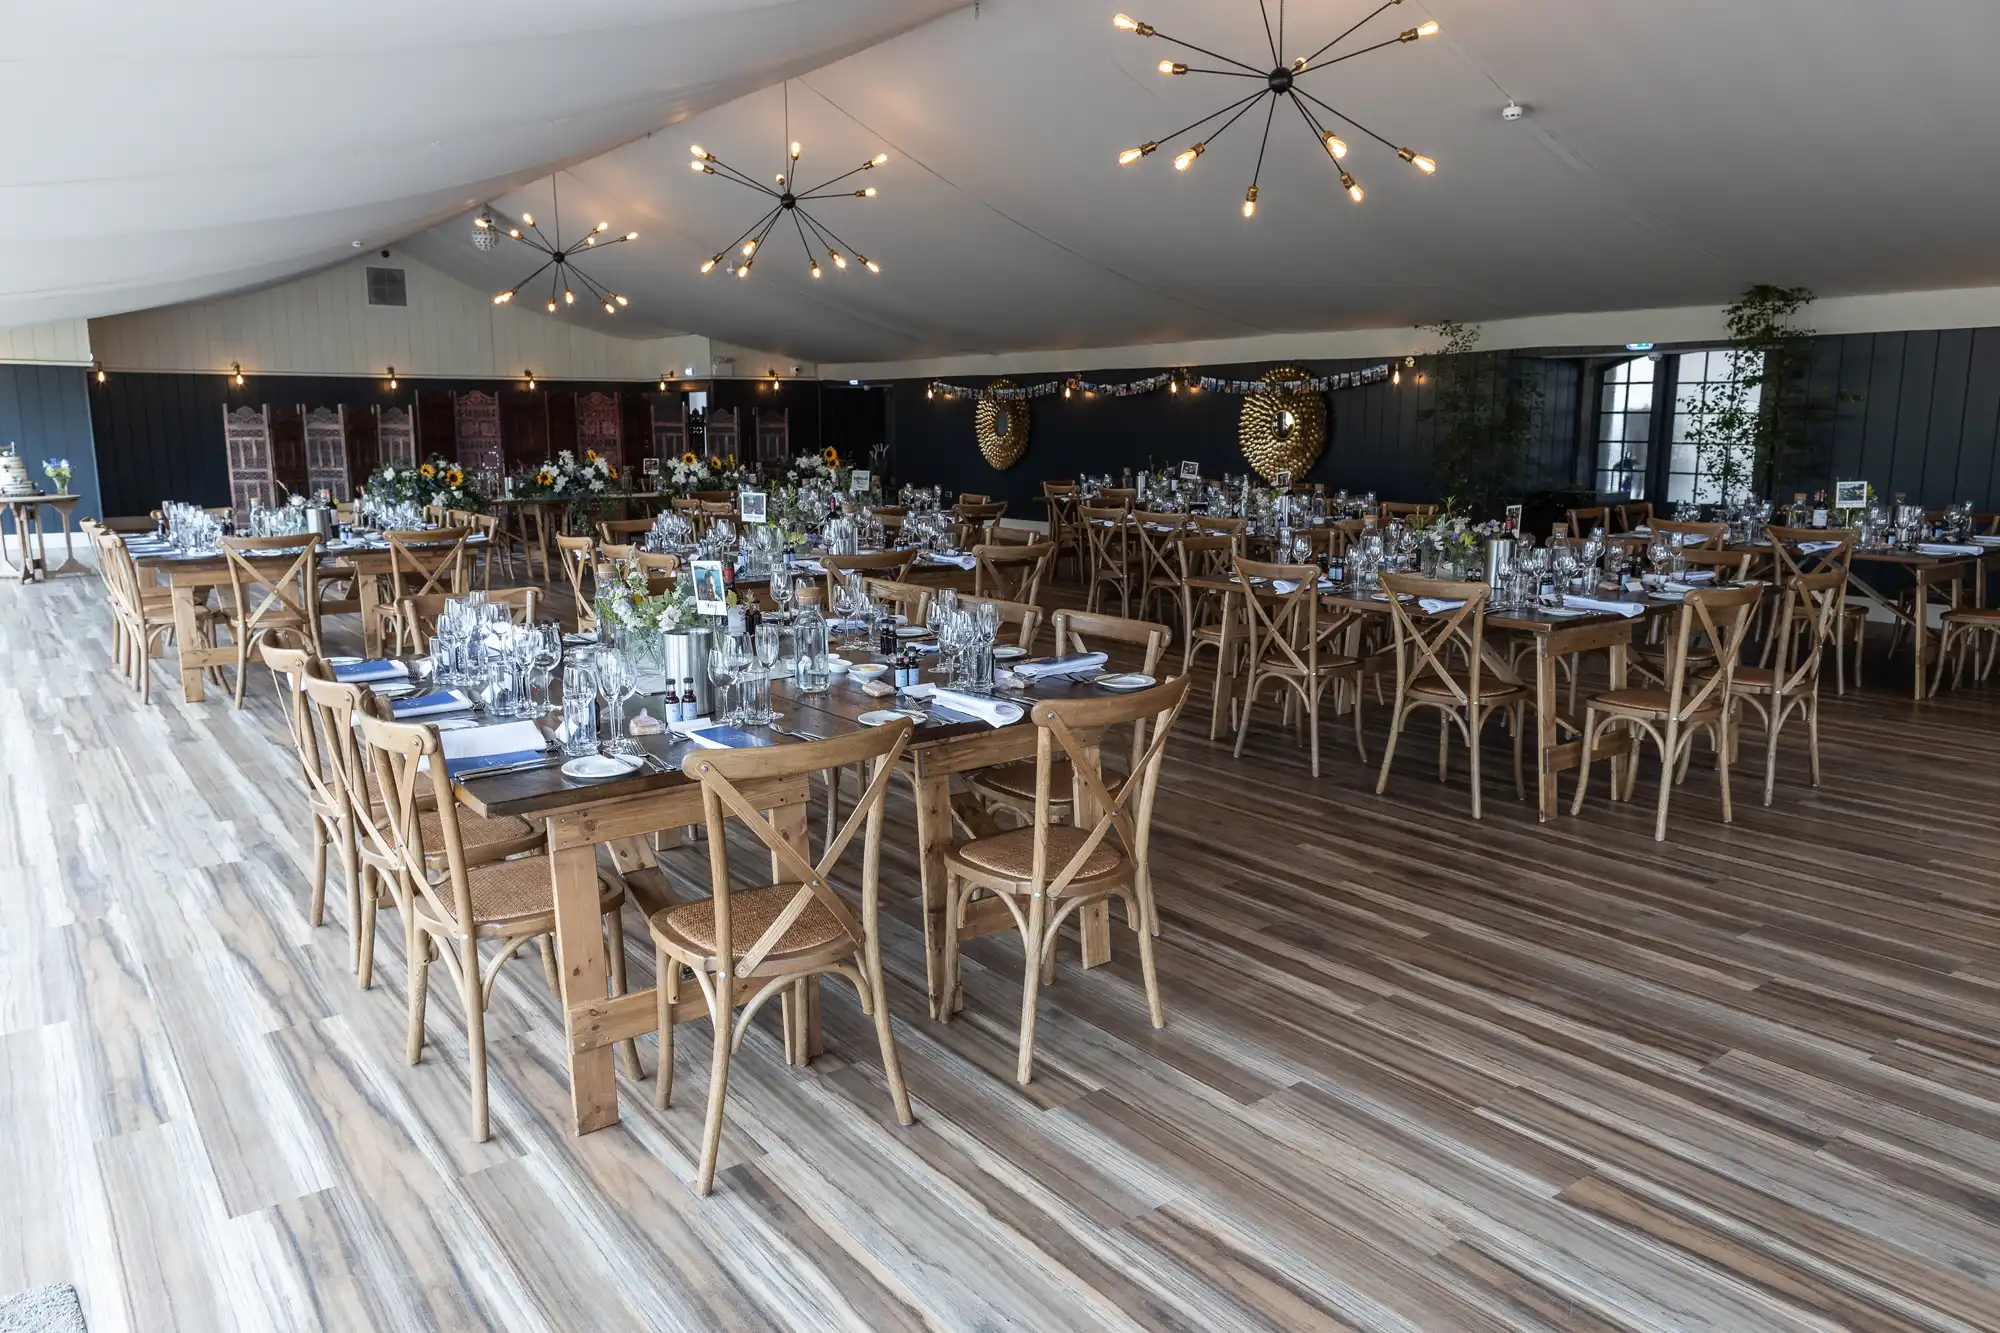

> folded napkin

[
  {"left": 1673, "top": 531, "right": 1715, "bottom": 547},
  {"left": 791, "top": 558, "right": 827, "bottom": 574},
  {"left": 1560, "top": 595, "right": 1645, "bottom": 618},
  {"left": 1916, "top": 542, "right": 1982, "bottom": 556},
  {"left": 1798, "top": 540, "right": 1845, "bottom": 554},
  {"left": 1418, "top": 597, "right": 1466, "bottom": 614},
  {"left": 927, "top": 551, "right": 978, "bottom": 570},
  {"left": 1973, "top": 535, "right": 2000, "bottom": 546},
  {"left": 1272, "top": 577, "right": 1337, "bottom": 594},
  {"left": 390, "top": 688, "right": 474, "bottom": 719},
  {"left": 1678, "top": 569, "right": 1717, "bottom": 583},
  {"left": 682, "top": 723, "right": 777, "bottom": 750},
  {"left": 333, "top": 659, "right": 409, "bottom": 684},
  {"left": 931, "top": 689, "right": 1025, "bottom": 728},
  {"left": 669, "top": 714, "right": 715, "bottom": 736},
  {"left": 438, "top": 720, "right": 549, "bottom": 777},
  {"left": 1013, "top": 650, "right": 1108, "bottom": 679}
]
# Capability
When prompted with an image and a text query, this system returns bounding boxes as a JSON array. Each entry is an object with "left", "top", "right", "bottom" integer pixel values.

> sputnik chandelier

[
  {"left": 482, "top": 176, "right": 638, "bottom": 316},
  {"left": 689, "top": 84, "right": 888, "bottom": 282},
  {"left": 1113, "top": 0, "right": 1440, "bottom": 217}
]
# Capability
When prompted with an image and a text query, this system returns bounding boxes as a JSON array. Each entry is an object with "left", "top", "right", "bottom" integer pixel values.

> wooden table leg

[
  {"left": 1209, "top": 592, "right": 1237, "bottom": 740},
  {"left": 1911, "top": 568, "right": 1930, "bottom": 701},
  {"left": 1534, "top": 637, "right": 1560, "bottom": 821},
  {"left": 358, "top": 571, "right": 383, "bottom": 658},
  {"left": 0, "top": 507, "right": 27, "bottom": 583},
  {"left": 1071, "top": 740, "right": 1112, "bottom": 968},
  {"left": 172, "top": 585, "right": 207, "bottom": 703},
  {"left": 1607, "top": 636, "right": 1630, "bottom": 794},
  {"left": 912, "top": 768, "right": 953, "bottom": 1018},
  {"left": 550, "top": 838, "right": 618, "bottom": 1134},
  {"left": 771, "top": 800, "right": 823, "bottom": 1059}
]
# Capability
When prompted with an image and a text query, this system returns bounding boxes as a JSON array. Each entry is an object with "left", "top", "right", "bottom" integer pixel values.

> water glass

[
  {"left": 560, "top": 661, "right": 599, "bottom": 755},
  {"left": 597, "top": 648, "right": 638, "bottom": 754},
  {"left": 793, "top": 609, "right": 831, "bottom": 693}
]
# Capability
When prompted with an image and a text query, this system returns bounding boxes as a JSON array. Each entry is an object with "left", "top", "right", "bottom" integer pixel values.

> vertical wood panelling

[
  {"left": 0, "top": 319, "right": 92, "bottom": 364},
  {"left": 1966, "top": 330, "right": 2000, "bottom": 504},
  {"left": 1859, "top": 333, "right": 1906, "bottom": 491},
  {"left": 1889, "top": 330, "right": 1938, "bottom": 500},
  {"left": 0, "top": 365, "right": 100, "bottom": 518},
  {"left": 1920, "top": 329, "right": 1972, "bottom": 502}
]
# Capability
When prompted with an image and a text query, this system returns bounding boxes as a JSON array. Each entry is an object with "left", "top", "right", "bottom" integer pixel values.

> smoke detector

[{"left": 1501, "top": 102, "right": 1526, "bottom": 122}]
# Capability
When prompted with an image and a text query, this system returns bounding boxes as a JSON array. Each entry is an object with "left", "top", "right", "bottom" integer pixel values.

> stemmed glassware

[
  {"left": 529, "top": 621, "right": 562, "bottom": 716},
  {"left": 596, "top": 647, "right": 638, "bottom": 755},
  {"left": 751, "top": 623, "right": 782, "bottom": 724}
]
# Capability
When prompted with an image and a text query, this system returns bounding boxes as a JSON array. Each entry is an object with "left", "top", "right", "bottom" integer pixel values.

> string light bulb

[
  {"left": 1173, "top": 142, "right": 1205, "bottom": 171},
  {"left": 493, "top": 290, "right": 514, "bottom": 305},
  {"left": 701, "top": 254, "right": 722, "bottom": 273},
  {"left": 1397, "top": 147, "right": 1437, "bottom": 173},
  {"left": 1159, "top": 61, "right": 1187, "bottom": 74},
  {"left": 1242, "top": 184, "right": 1258, "bottom": 218},
  {"left": 1118, "top": 142, "right": 1160, "bottom": 166},
  {"left": 790, "top": 141, "right": 802, "bottom": 159},
  {"left": 863, "top": 257, "right": 881, "bottom": 273},
  {"left": 1113, "top": 12, "right": 1155, "bottom": 35},
  {"left": 521, "top": 212, "right": 534, "bottom": 226},
  {"left": 1340, "top": 169, "right": 1363, "bottom": 203},
  {"left": 810, "top": 261, "right": 823, "bottom": 279},
  {"left": 871, "top": 153, "right": 889, "bottom": 166},
  {"left": 487, "top": 177, "right": 638, "bottom": 318},
  {"left": 1324, "top": 133, "right": 1348, "bottom": 160}
]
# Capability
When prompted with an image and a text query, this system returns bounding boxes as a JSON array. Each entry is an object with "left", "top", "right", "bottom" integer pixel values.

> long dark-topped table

[
  {"left": 452, "top": 650, "right": 1130, "bottom": 1135},
  {"left": 1189, "top": 573, "right": 1692, "bottom": 820}
]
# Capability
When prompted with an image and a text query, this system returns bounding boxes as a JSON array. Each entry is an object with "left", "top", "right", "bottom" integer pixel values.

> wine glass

[
  {"left": 530, "top": 620, "right": 562, "bottom": 716},
  {"left": 753, "top": 623, "right": 782, "bottom": 724},
  {"left": 596, "top": 648, "right": 638, "bottom": 754},
  {"left": 772, "top": 570, "right": 795, "bottom": 621},
  {"left": 707, "top": 646, "right": 740, "bottom": 726}
]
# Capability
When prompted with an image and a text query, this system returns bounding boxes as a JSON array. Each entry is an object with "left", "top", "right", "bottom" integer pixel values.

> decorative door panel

[
  {"left": 704, "top": 407, "right": 738, "bottom": 465},
  {"left": 576, "top": 391, "right": 621, "bottom": 470},
  {"left": 376, "top": 404, "right": 417, "bottom": 467},
  {"left": 453, "top": 390, "right": 502, "bottom": 477},
  {"left": 755, "top": 408, "right": 788, "bottom": 465},
  {"left": 222, "top": 404, "right": 277, "bottom": 511},
  {"left": 303, "top": 405, "right": 351, "bottom": 499},
  {"left": 651, "top": 398, "right": 687, "bottom": 463}
]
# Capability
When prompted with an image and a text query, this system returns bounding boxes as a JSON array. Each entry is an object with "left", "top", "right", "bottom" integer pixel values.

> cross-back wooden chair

[
  {"left": 632, "top": 550, "right": 681, "bottom": 579},
  {"left": 1676, "top": 548, "right": 1754, "bottom": 581},
  {"left": 1099, "top": 487, "right": 1138, "bottom": 510},
  {"left": 1568, "top": 505, "right": 1612, "bottom": 536},
  {"left": 969, "top": 609, "right": 1169, "bottom": 826},
  {"left": 961, "top": 594, "right": 1044, "bottom": 651},
  {"left": 1731, "top": 569, "right": 1841, "bottom": 806},
  {"left": 398, "top": 588, "right": 540, "bottom": 655},
  {"left": 1616, "top": 502, "right": 1653, "bottom": 533},
  {"left": 261, "top": 642, "right": 353, "bottom": 944},
  {"left": 952, "top": 501, "right": 1008, "bottom": 548},
  {"left": 866, "top": 505, "right": 907, "bottom": 537},
  {"left": 1176, "top": 533, "right": 1241, "bottom": 678},
  {"left": 353, "top": 712, "right": 631, "bottom": 1140},
  {"left": 1374, "top": 573, "right": 1528, "bottom": 819},
  {"left": 1650, "top": 518, "right": 1726, "bottom": 550},
  {"left": 1765, "top": 525, "right": 1864, "bottom": 692},
  {"left": 219, "top": 533, "right": 324, "bottom": 708},
  {"left": 1131, "top": 511, "right": 1190, "bottom": 626},
  {"left": 95, "top": 532, "right": 217, "bottom": 702},
  {"left": 598, "top": 518, "right": 653, "bottom": 545},
  {"left": 864, "top": 577, "right": 934, "bottom": 625},
  {"left": 555, "top": 534, "right": 596, "bottom": 631},
  {"left": 943, "top": 676, "right": 1191, "bottom": 1084},
  {"left": 971, "top": 541, "right": 1053, "bottom": 605},
  {"left": 1380, "top": 501, "right": 1438, "bottom": 524},
  {"left": 460, "top": 512, "right": 507, "bottom": 589},
  {"left": 1192, "top": 514, "right": 1246, "bottom": 541},
  {"left": 1570, "top": 584, "right": 1762, "bottom": 841},
  {"left": 1080, "top": 504, "right": 1136, "bottom": 616},
  {"left": 1231, "top": 557, "right": 1364, "bottom": 778},
  {"left": 1041, "top": 481, "right": 1083, "bottom": 580},
  {"left": 378, "top": 527, "right": 470, "bottom": 653},
  {"left": 653, "top": 721, "right": 917, "bottom": 1194},
  {"left": 984, "top": 524, "right": 1041, "bottom": 547},
  {"left": 1329, "top": 517, "right": 1368, "bottom": 556},
  {"left": 597, "top": 543, "right": 637, "bottom": 579},
  {"left": 823, "top": 549, "right": 913, "bottom": 604}
]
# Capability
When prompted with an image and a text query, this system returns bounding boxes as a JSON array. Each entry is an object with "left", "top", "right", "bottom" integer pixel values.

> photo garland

[{"left": 926, "top": 363, "right": 1391, "bottom": 402}]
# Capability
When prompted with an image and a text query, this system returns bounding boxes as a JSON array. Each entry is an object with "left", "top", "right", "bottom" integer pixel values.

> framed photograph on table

[
  {"left": 690, "top": 560, "right": 728, "bottom": 615},
  {"left": 1179, "top": 460, "right": 1201, "bottom": 480},
  {"left": 739, "top": 490, "right": 767, "bottom": 524},
  {"left": 1833, "top": 480, "right": 1868, "bottom": 511}
]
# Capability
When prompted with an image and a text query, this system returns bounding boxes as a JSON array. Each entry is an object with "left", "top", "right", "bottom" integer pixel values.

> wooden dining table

[
  {"left": 451, "top": 650, "right": 1125, "bottom": 1136},
  {"left": 0, "top": 492, "right": 82, "bottom": 583},
  {"left": 128, "top": 532, "right": 487, "bottom": 702},
  {"left": 1189, "top": 573, "right": 1684, "bottom": 821}
]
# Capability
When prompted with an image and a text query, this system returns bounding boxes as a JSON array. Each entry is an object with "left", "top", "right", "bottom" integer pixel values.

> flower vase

[
  {"left": 614, "top": 625, "right": 667, "bottom": 695},
  {"left": 1420, "top": 547, "right": 1440, "bottom": 579}
]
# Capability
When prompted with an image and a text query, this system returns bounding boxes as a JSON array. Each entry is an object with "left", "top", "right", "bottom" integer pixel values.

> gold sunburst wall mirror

[
  {"left": 975, "top": 383, "right": 1029, "bottom": 469},
  {"left": 1239, "top": 364, "right": 1326, "bottom": 480}
]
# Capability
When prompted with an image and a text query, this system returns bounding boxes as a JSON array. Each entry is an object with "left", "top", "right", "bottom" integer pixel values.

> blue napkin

[
  {"left": 444, "top": 749, "right": 546, "bottom": 778},
  {"left": 391, "top": 689, "right": 473, "bottom": 719},
  {"left": 683, "top": 725, "right": 776, "bottom": 750},
  {"left": 333, "top": 659, "right": 409, "bottom": 683}
]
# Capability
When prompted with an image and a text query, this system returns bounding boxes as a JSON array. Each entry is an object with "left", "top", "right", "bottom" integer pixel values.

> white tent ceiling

[{"left": 10, "top": 0, "right": 2000, "bottom": 365}]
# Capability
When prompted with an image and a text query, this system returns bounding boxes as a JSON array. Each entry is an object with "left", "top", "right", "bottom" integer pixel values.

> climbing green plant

[
  {"left": 1686, "top": 284, "right": 1827, "bottom": 503},
  {"left": 1420, "top": 320, "right": 1545, "bottom": 518}
]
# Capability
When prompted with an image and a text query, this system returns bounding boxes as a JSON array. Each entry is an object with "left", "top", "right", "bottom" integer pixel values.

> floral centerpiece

[
  {"left": 42, "top": 458, "right": 73, "bottom": 493},
  {"left": 780, "top": 447, "right": 839, "bottom": 489},
  {"left": 1414, "top": 511, "right": 1479, "bottom": 578},
  {"left": 663, "top": 452, "right": 718, "bottom": 497},
  {"left": 509, "top": 450, "right": 624, "bottom": 534},
  {"left": 593, "top": 560, "right": 705, "bottom": 636},
  {"left": 364, "top": 455, "right": 485, "bottom": 510}
]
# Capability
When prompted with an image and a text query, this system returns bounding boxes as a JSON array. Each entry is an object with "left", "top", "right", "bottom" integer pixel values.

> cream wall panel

[
  {"left": 87, "top": 254, "right": 707, "bottom": 382},
  {"left": 0, "top": 319, "right": 92, "bottom": 365}
]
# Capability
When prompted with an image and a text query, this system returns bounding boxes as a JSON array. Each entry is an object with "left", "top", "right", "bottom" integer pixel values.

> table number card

[
  {"left": 1833, "top": 479, "right": 1868, "bottom": 510},
  {"left": 1179, "top": 460, "right": 1201, "bottom": 479},
  {"left": 739, "top": 490, "right": 768, "bottom": 524},
  {"left": 1273, "top": 470, "right": 1293, "bottom": 489},
  {"left": 691, "top": 559, "right": 728, "bottom": 615},
  {"left": 849, "top": 469, "right": 871, "bottom": 495}
]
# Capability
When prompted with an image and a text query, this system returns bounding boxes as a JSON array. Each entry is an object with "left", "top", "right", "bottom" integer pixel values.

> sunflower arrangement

[
  {"left": 664, "top": 452, "right": 717, "bottom": 496},
  {"left": 364, "top": 455, "right": 485, "bottom": 510},
  {"left": 781, "top": 448, "right": 837, "bottom": 488}
]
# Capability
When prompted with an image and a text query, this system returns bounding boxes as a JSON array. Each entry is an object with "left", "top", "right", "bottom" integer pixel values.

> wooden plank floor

[{"left": 5, "top": 568, "right": 1999, "bottom": 1332}]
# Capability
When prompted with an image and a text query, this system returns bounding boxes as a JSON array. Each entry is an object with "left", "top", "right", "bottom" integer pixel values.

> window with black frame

[
  {"left": 1667, "top": 349, "right": 1762, "bottom": 504},
  {"left": 1594, "top": 356, "right": 1657, "bottom": 498}
]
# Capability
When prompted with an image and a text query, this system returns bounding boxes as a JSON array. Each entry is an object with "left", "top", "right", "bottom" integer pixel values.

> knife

[{"left": 457, "top": 755, "right": 564, "bottom": 779}]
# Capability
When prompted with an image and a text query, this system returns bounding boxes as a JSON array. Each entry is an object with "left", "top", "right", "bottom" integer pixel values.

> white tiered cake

[{"left": 0, "top": 453, "right": 37, "bottom": 497}]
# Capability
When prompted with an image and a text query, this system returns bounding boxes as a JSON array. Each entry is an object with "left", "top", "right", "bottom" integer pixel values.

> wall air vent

[{"left": 365, "top": 267, "right": 408, "bottom": 307}]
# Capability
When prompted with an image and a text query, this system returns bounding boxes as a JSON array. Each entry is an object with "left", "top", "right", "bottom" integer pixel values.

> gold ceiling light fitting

[
  {"left": 525, "top": 371, "right": 537, "bottom": 390},
  {"left": 1239, "top": 363, "right": 1326, "bottom": 480},
  {"left": 387, "top": 366, "right": 398, "bottom": 389},
  {"left": 484, "top": 176, "right": 636, "bottom": 317},
  {"left": 230, "top": 362, "right": 245, "bottom": 386},
  {"left": 1113, "top": 0, "right": 1440, "bottom": 218},
  {"left": 90, "top": 360, "right": 105, "bottom": 383},
  {"left": 691, "top": 82, "right": 888, "bottom": 284},
  {"left": 974, "top": 381, "right": 1030, "bottom": 470}
]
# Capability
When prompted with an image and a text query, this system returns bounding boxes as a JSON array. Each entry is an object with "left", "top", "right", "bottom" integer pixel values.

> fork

[{"left": 770, "top": 723, "right": 826, "bottom": 741}]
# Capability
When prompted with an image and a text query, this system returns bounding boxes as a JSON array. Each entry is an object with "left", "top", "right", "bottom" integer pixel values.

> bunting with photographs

[{"left": 924, "top": 363, "right": 1393, "bottom": 402}]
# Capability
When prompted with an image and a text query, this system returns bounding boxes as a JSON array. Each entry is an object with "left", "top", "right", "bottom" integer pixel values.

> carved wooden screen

[
  {"left": 222, "top": 404, "right": 277, "bottom": 511},
  {"left": 576, "top": 391, "right": 621, "bottom": 471},
  {"left": 303, "top": 405, "right": 351, "bottom": 499},
  {"left": 376, "top": 404, "right": 416, "bottom": 467},
  {"left": 453, "top": 390, "right": 502, "bottom": 477}
]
